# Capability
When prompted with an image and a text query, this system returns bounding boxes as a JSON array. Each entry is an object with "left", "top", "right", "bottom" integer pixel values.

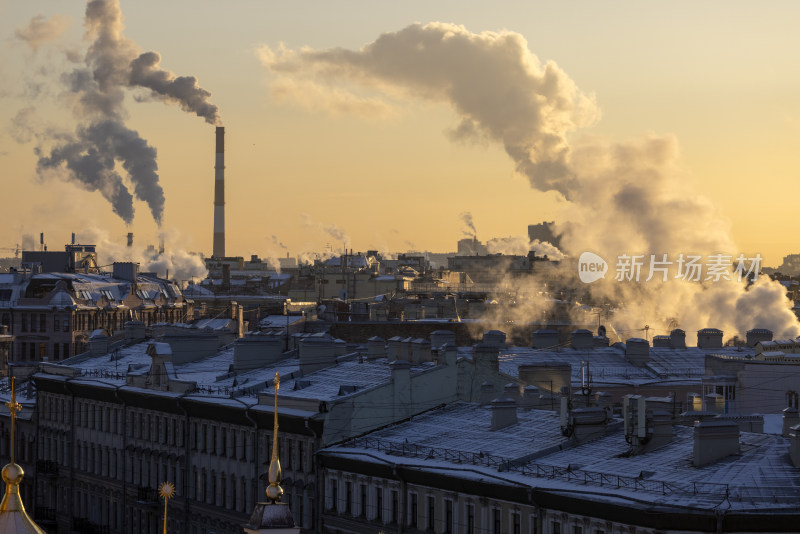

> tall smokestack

[
  {"left": 127, "top": 232, "right": 134, "bottom": 247},
  {"left": 213, "top": 126, "right": 225, "bottom": 258}
]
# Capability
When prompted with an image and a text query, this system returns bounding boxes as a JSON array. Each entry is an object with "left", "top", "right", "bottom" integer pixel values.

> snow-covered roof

[
  {"left": 497, "top": 345, "right": 757, "bottom": 386},
  {"left": 259, "top": 315, "right": 304, "bottom": 329},
  {"left": 39, "top": 340, "right": 300, "bottom": 400},
  {"left": 278, "top": 358, "right": 435, "bottom": 402},
  {"left": 324, "top": 402, "right": 800, "bottom": 512}
]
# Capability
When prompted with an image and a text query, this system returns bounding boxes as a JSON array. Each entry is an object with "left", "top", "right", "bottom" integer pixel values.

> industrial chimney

[
  {"left": 127, "top": 232, "right": 134, "bottom": 248},
  {"left": 213, "top": 126, "right": 226, "bottom": 258}
]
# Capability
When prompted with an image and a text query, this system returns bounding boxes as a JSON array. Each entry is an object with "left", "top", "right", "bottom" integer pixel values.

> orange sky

[{"left": 1, "top": 1, "right": 799, "bottom": 266}]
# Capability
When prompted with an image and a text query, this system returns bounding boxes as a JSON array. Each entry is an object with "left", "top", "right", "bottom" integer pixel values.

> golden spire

[
  {"left": 266, "top": 372, "right": 283, "bottom": 504},
  {"left": 0, "top": 378, "right": 46, "bottom": 533}
]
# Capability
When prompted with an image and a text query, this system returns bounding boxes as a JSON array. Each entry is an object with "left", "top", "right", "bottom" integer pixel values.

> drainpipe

[
  {"left": 393, "top": 465, "right": 406, "bottom": 534},
  {"left": 176, "top": 393, "right": 190, "bottom": 531},
  {"left": 113, "top": 384, "right": 127, "bottom": 533},
  {"left": 305, "top": 418, "right": 319, "bottom": 531},
  {"left": 64, "top": 377, "right": 76, "bottom": 526},
  {"left": 33, "top": 372, "right": 40, "bottom": 515},
  {"left": 235, "top": 397, "right": 259, "bottom": 513}
]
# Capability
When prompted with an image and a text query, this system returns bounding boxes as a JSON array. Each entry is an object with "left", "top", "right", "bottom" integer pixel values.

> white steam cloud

[
  {"left": 487, "top": 235, "right": 565, "bottom": 261},
  {"left": 259, "top": 22, "right": 599, "bottom": 197},
  {"left": 260, "top": 22, "right": 800, "bottom": 339},
  {"left": 16, "top": 0, "right": 220, "bottom": 227},
  {"left": 14, "top": 14, "right": 71, "bottom": 53},
  {"left": 460, "top": 211, "right": 477, "bottom": 238},
  {"left": 301, "top": 213, "right": 352, "bottom": 249},
  {"left": 76, "top": 227, "right": 207, "bottom": 282}
]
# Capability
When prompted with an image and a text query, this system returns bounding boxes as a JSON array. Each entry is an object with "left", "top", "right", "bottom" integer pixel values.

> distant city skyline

[{"left": 2, "top": 1, "right": 799, "bottom": 265}]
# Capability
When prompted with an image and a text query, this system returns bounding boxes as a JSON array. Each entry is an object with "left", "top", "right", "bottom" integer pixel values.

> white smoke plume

[
  {"left": 9, "top": 107, "right": 40, "bottom": 144},
  {"left": 129, "top": 51, "right": 221, "bottom": 124},
  {"left": 323, "top": 224, "right": 352, "bottom": 248},
  {"left": 260, "top": 23, "right": 800, "bottom": 339},
  {"left": 21, "top": 234, "right": 36, "bottom": 251},
  {"left": 486, "top": 235, "right": 565, "bottom": 261},
  {"left": 460, "top": 211, "right": 477, "bottom": 238},
  {"left": 259, "top": 22, "right": 599, "bottom": 197},
  {"left": 531, "top": 240, "right": 564, "bottom": 261},
  {"left": 271, "top": 235, "right": 287, "bottom": 249},
  {"left": 14, "top": 14, "right": 72, "bottom": 53},
  {"left": 36, "top": 120, "right": 159, "bottom": 224},
  {"left": 300, "top": 213, "right": 352, "bottom": 249},
  {"left": 76, "top": 227, "right": 207, "bottom": 282},
  {"left": 18, "top": 0, "right": 220, "bottom": 227}
]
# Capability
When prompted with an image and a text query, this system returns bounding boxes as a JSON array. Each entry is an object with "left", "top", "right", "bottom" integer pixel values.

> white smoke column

[
  {"left": 486, "top": 235, "right": 565, "bottom": 261},
  {"left": 77, "top": 227, "right": 207, "bottom": 282},
  {"left": 260, "top": 23, "right": 800, "bottom": 339},
  {"left": 460, "top": 211, "right": 477, "bottom": 238},
  {"left": 530, "top": 240, "right": 565, "bottom": 261},
  {"left": 323, "top": 224, "right": 351, "bottom": 249},
  {"left": 80, "top": 0, "right": 220, "bottom": 123},
  {"left": 486, "top": 235, "right": 528, "bottom": 256},
  {"left": 19, "top": 0, "right": 220, "bottom": 226},
  {"left": 301, "top": 214, "right": 352, "bottom": 250},
  {"left": 129, "top": 52, "right": 220, "bottom": 124},
  {"left": 21, "top": 234, "right": 36, "bottom": 251}
]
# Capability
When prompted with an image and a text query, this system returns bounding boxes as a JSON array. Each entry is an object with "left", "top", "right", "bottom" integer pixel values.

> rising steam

[
  {"left": 259, "top": 22, "right": 800, "bottom": 338},
  {"left": 77, "top": 227, "right": 207, "bottom": 282},
  {"left": 16, "top": 0, "right": 220, "bottom": 227},
  {"left": 14, "top": 14, "right": 71, "bottom": 53},
  {"left": 460, "top": 211, "right": 477, "bottom": 238},
  {"left": 259, "top": 23, "right": 599, "bottom": 197}
]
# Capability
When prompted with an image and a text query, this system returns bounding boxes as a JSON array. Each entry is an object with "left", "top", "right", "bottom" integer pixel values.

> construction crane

[{"left": 0, "top": 245, "right": 21, "bottom": 258}]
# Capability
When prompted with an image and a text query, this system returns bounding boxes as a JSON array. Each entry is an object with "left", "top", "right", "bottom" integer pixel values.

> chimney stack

[
  {"left": 127, "top": 232, "right": 134, "bottom": 248},
  {"left": 213, "top": 126, "right": 226, "bottom": 258}
]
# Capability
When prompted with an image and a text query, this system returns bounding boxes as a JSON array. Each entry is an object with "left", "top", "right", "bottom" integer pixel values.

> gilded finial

[
  {"left": 159, "top": 481, "right": 175, "bottom": 534},
  {"left": 266, "top": 372, "right": 283, "bottom": 503},
  {"left": 0, "top": 378, "right": 47, "bottom": 533}
]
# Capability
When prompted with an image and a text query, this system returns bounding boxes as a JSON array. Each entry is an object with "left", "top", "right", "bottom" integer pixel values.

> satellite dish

[{"left": 598, "top": 325, "right": 607, "bottom": 337}]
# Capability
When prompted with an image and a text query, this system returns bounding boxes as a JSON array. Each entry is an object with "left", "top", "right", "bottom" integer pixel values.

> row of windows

[
  {"left": 16, "top": 341, "right": 70, "bottom": 362},
  {"left": 0, "top": 425, "right": 35, "bottom": 462},
  {"left": 325, "top": 477, "right": 628, "bottom": 534},
  {"left": 41, "top": 396, "right": 315, "bottom": 473}
]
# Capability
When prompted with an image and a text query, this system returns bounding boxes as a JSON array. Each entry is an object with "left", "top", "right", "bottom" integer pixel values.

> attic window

[
  {"left": 338, "top": 385, "right": 359, "bottom": 396},
  {"left": 100, "top": 289, "right": 114, "bottom": 300}
]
